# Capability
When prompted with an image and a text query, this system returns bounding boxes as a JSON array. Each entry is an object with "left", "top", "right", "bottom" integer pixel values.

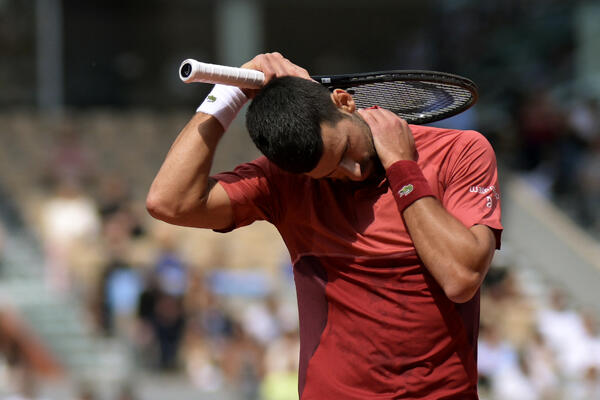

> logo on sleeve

[
  {"left": 207, "top": 95, "right": 217, "bottom": 102},
  {"left": 470, "top": 185, "right": 500, "bottom": 208},
  {"left": 398, "top": 184, "right": 414, "bottom": 198}
]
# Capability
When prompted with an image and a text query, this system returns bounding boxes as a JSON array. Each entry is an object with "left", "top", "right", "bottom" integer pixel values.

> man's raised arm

[
  {"left": 359, "top": 107, "right": 498, "bottom": 304},
  {"left": 146, "top": 111, "right": 234, "bottom": 229},
  {"left": 146, "top": 52, "right": 311, "bottom": 230}
]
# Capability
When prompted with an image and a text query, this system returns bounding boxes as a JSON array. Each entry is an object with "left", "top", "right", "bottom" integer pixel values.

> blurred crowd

[
  {"left": 478, "top": 266, "right": 600, "bottom": 400},
  {"left": 510, "top": 94, "right": 600, "bottom": 236},
  {"left": 0, "top": 114, "right": 298, "bottom": 400}
]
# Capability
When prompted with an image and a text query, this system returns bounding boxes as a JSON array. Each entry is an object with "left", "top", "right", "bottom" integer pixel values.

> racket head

[{"left": 311, "top": 70, "right": 478, "bottom": 125}]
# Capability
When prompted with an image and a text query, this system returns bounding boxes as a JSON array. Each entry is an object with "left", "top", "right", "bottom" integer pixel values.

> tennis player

[{"left": 147, "top": 52, "right": 502, "bottom": 399}]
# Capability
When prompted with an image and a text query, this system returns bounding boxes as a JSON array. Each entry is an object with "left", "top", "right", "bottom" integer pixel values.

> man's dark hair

[{"left": 246, "top": 76, "right": 346, "bottom": 174}]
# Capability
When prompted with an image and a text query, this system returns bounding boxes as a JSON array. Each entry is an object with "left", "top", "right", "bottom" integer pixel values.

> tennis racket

[{"left": 179, "top": 59, "right": 478, "bottom": 125}]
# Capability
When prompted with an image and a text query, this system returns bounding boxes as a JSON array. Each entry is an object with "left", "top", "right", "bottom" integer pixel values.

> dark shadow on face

[
  {"left": 337, "top": 112, "right": 386, "bottom": 185},
  {"left": 311, "top": 111, "right": 385, "bottom": 184}
]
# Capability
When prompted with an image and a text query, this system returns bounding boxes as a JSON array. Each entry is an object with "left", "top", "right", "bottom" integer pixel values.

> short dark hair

[{"left": 246, "top": 76, "right": 346, "bottom": 174}]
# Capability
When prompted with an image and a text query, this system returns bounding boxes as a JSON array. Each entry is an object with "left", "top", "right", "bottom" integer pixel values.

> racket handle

[{"left": 179, "top": 59, "right": 265, "bottom": 89}]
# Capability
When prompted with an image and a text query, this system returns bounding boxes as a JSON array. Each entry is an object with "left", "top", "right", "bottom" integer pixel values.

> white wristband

[{"left": 197, "top": 84, "right": 248, "bottom": 131}]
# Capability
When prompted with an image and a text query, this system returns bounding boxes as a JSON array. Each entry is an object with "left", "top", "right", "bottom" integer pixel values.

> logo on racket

[
  {"left": 398, "top": 184, "right": 414, "bottom": 198},
  {"left": 207, "top": 95, "right": 217, "bottom": 102}
]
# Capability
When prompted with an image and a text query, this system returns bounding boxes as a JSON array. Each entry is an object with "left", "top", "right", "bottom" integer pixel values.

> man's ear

[{"left": 330, "top": 89, "right": 356, "bottom": 113}]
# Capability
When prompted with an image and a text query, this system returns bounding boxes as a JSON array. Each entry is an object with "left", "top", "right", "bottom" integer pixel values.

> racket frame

[
  {"left": 179, "top": 59, "right": 479, "bottom": 124},
  {"left": 312, "top": 70, "right": 478, "bottom": 124}
]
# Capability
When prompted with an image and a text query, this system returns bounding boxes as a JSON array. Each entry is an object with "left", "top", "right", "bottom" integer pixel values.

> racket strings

[{"left": 347, "top": 81, "right": 474, "bottom": 124}]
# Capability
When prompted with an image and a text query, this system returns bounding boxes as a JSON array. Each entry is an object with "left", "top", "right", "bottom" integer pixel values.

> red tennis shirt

[{"left": 213, "top": 125, "right": 502, "bottom": 399}]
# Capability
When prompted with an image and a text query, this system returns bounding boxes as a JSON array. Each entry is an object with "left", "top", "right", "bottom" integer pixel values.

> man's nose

[{"left": 339, "top": 158, "right": 362, "bottom": 179}]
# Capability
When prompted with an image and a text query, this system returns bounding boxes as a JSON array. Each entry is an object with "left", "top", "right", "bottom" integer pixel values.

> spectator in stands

[
  {"left": 537, "top": 288, "right": 587, "bottom": 378},
  {"left": 45, "top": 121, "right": 96, "bottom": 189},
  {"left": 40, "top": 177, "right": 101, "bottom": 294},
  {"left": 154, "top": 293, "right": 185, "bottom": 370},
  {"left": 261, "top": 329, "right": 299, "bottom": 400},
  {"left": 98, "top": 254, "right": 142, "bottom": 337},
  {"left": 97, "top": 175, "right": 145, "bottom": 242},
  {"left": 183, "top": 329, "right": 225, "bottom": 392},
  {"left": 241, "top": 295, "right": 281, "bottom": 347},
  {"left": 97, "top": 175, "right": 130, "bottom": 221},
  {"left": 478, "top": 322, "right": 519, "bottom": 386},
  {"left": 516, "top": 91, "right": 566, "bottom": 197},
  {"left": 221, "top": 322, "right": 263, "bottom": 400},
  {"left": 138, "top": 278, "right": 185, "bottom": 372},
  {"left": 523, "top": 329, "right": 560, "bottom": 400},
  {"left": 480, "top": 267, "right": 536, "bottom": 349},
  {"left": 517, "top": 91, "right": 564, "bottom": 170},
  {"left": 490, "top": 351, "right": 540, "bottom": 400},
  {"left": 198, "top": 290, "right": 234, "bottom": 343},
  {"left": 153, "top": 230, "right": 187, "bottom": 299}
]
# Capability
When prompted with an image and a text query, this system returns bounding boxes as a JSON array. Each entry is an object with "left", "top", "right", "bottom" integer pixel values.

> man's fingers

[
  {"left": 358, "top": 108, "right": 382, "bottom": 125},
  {"left": 243, "top": 52, "right": 311, "bottom": 85},
  {"left": 261, "top": 53, "right": 287, "bottom": 78},
  {"left": 292, "top": 65, "right": 310, "bottom": 80},
  {"left": 360, "top": 107, "right": 409, "bottom": 126}
]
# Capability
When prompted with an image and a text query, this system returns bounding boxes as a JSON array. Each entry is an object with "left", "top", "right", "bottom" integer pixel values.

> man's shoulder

[
  {"left": 411, "top": 125, "right": 493, "bottom": 153},
  {"left": 410, "top": 124, "right": 486, "bottom": 139},
  {"left": 226, "top": 156, "right": 281, "bottom": 177},
  {"left": 225, "top": 156, "right": 311, "bottom": 187},
  {"left": 249, "top": 156, "right": 308, "bottom": 179}
]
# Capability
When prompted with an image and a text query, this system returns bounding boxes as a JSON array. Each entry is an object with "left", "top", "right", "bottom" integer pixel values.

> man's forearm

[
  {"left": 402, "top": 197, "right": 496, "bottom": 303},
  {"left": 146, "top": 112, "right": 224, "bottom": 220}
]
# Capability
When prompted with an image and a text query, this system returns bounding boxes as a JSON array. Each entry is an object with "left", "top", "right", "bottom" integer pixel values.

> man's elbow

[
  {"left": 145, "top": 191, "right": 189, "bottom": 223},
  {"left": 443, "top": 268, "right": 485, "bottom": 303},
  {"left": 146, "top": 192, "right": 172, "bottom": 221}
]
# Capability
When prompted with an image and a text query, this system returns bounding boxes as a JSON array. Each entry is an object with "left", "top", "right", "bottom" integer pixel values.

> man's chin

[{"left": 355, "top": 161, "right": 385, "bottom": 183}]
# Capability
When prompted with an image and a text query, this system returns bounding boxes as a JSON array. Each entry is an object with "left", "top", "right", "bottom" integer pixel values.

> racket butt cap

[{"left": 180, "top": 62, "right": 192, "bottom": 78}]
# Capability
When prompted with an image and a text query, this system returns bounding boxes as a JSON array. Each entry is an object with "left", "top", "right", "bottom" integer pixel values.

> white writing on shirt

[{"left": 470, "top": 186, "right": 500, "bottom": 208}]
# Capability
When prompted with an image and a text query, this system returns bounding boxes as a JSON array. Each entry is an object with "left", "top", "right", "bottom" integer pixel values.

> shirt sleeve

[
  {"left": 211, "top": 156, "right": 282, "bottom": 232},
  {"left": 442, "top": 131, "right": 503, "bottom": 249}
]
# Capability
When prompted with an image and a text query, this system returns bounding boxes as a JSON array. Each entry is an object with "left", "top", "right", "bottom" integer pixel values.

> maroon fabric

[
  {"left": 293, "top": 256, "right": 329, "bottom": 397},
  {"left": 297, "top": 254, "right": 479, "bottom": 400},
  {"left": 213, "top": 126, "right": 503, "bottom": 399}
]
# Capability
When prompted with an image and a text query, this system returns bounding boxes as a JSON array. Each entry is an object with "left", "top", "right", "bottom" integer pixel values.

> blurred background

[{"left": 1, "top": 0, "right": 600, "bottom": 399}]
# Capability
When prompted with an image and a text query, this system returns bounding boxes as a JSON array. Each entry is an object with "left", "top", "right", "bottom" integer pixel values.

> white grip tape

[{"left": 180, "top": 59, "right": 265, "bottom": 89}]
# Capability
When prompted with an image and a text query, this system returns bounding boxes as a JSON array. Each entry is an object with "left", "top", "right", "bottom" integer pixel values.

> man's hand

[
  {"left": 357, "top": 107, "right": 417, "bottom": 169},
  {"left": 240, "top": 52, "right": 311, "bottom": 98},
  {"left": 359, "top": 107, "right": 496, "bottom": 303}
]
